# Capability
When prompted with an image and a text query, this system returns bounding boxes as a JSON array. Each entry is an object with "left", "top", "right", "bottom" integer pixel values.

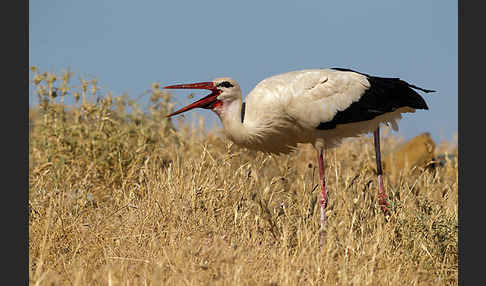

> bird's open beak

[{"left": 164, "top": 82, "right": 221, "bottom": 117}]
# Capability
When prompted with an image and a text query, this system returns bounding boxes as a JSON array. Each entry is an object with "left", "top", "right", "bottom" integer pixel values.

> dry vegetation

[{"left": 29, "top": 68, "right": 458, "bottom": 285}]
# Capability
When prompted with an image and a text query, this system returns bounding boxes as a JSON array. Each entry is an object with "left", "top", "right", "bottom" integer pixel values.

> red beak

[{"left": 164, "top": 82, "right": 221, "bottom": 117}]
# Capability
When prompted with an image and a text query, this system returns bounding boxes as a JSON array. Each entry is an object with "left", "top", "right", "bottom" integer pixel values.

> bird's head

[{"left": 164, "top": 77, "right": 241, "bottom": 118}]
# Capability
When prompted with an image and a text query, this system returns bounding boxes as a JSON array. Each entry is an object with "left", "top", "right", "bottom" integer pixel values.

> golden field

[{"left": 29, "top": 69, "right": 458, "bottom": 285}]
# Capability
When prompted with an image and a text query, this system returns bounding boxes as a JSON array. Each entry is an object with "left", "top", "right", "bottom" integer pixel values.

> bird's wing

[
  {"left": 247, "top": 69, "right": 370, "bottom": 130},
  {"left": 245, "top": 68, "right": 431, "bottom": 146},
  {"left": 290, "top": 69, "right": 371, "bottom": 129}
]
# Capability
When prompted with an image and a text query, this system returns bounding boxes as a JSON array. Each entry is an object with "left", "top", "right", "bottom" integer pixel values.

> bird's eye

[{"left": 217, "top": 81, "right": 234, "bottom": 88}]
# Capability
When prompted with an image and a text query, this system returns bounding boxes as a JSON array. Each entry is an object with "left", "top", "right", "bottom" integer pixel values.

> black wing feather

[{"left": 316, "top": 68, "right": 434, "bottom": 130}]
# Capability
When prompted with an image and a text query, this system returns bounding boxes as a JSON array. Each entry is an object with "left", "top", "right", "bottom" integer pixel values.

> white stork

[{"left": 164, "top": 68, "right": 434, "bottom": 246}]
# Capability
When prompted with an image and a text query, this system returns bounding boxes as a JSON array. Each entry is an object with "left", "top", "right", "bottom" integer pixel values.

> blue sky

[{"left": 30, "top": 0, "right": 457, "bottom": 144}]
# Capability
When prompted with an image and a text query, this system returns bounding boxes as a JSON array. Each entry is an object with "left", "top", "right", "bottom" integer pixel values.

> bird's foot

[
  {"left": 319, "top": 229, "right": 327, "bottom": 251},
  {"left": 377, "top": 174, "right": 391, "bottom": 217},
  {"left": 378, "top": 194, "right": 391, "bottom": 217}
]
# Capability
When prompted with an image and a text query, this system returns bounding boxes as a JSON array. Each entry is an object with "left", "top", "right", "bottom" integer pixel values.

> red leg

[
  {"left": 373, "top": 127, "right": 390, "bottom": 216},
  {"left": 317, "top": 149, "right": 328, "bottom": 247}
]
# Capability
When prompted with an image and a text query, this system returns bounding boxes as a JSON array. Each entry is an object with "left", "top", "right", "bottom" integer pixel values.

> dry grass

[{"left": 29, "top": 68, "right": 458, "bottom": 285}]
